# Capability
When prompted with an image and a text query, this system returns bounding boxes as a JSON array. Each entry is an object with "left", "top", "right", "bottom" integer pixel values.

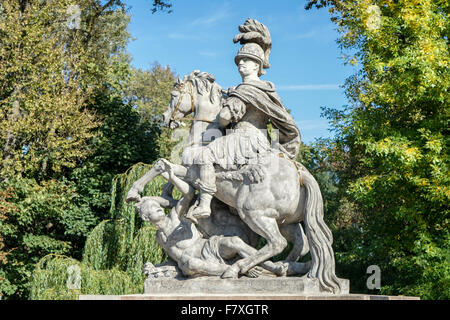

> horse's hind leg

[
  {"left": 279, "top": 223, "right": 309, "bottom": 262},
  {"left": 224, "top": 209, "right": 288, "bottom": 277}
]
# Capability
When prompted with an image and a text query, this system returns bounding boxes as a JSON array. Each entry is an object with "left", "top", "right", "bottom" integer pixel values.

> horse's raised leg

[
  {"left": 126, "top": 159, "right": 187, "bottom": 202},
  {"left": 279, "top": 223, "right": 309, "bottom": 262},
  {"left": 224, "top": 208, "right": 288, "bottom": 276}
]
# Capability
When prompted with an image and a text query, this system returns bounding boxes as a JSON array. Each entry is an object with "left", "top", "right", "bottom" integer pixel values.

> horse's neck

[
  {"left": 186, "top": 96, "right": 222, "bottom": 146},
  {"left": 193, "top": 98, "right": 222, "bottom": 122}
]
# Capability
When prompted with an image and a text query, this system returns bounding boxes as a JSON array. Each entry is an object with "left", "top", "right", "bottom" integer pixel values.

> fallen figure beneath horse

[
  {"left": 126, "top": 70, "right": 344, "bottom": 294},
  {"left": 132, "top": 159, "right": 310, "bottom": 279}
]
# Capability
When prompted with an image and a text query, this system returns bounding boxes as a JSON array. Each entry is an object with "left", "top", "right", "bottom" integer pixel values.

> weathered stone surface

[
  {"left": 123, "top": 18, "right": 347, "bottom": 295},
  {"left": 79, "top": 293, "right": 419, "bottom": 300},
  {"left": 144, "top": 276, "right": 349, "bottom": 295}
]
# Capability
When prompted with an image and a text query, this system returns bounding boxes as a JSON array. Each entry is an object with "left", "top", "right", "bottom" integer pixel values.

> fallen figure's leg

[{"left": 217, "top": 236, "right": 288, "bottom": 278}]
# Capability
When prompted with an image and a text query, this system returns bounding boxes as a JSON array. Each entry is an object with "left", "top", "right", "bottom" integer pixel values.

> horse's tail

[{"left": 301, "top": 167, "right": 342, "bottom": 294}]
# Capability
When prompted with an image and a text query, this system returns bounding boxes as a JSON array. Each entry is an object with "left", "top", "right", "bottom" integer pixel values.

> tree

[
  {"left": 122, "top": 64, "right": 176, "bottom": 159},
  {"left": 70, "top": 63, "right": 175, "bottom": 225},
  {"left": 0, "top": 1, "right": 177, "bottom": 298},
  {"left": 0, "top": 0, "right": 131, "bottom": 299},
  {"left": 307, "top": 0, "right": 449, "bottom": 299}
]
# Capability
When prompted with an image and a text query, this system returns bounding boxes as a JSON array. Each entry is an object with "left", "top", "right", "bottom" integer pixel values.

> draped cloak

[
  {"left": 195, "top": 79, "right": 301, "bottom": 170},
  {"left": 228, "top": 80, "right": 301, "bottom": 160}
]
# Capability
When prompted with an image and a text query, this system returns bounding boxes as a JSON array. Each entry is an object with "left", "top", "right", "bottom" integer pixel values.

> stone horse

[{"left": 127, "top": 71, "right": 343, "bottom": 293}]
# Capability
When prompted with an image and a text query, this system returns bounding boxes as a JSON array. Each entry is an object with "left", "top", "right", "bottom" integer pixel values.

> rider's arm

[{"left": 220, "top": 96, "right": 246, "bottom": 128}]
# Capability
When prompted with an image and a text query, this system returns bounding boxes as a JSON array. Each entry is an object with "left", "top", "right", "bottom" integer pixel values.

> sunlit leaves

[{"left": 307, "top": 0, "right": 449, "bottom": 299}]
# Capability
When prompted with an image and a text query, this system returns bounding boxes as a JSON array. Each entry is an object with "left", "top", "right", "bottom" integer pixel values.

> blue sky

[{"left": 125, "top": 0, "right": 355, "bottom": 143}]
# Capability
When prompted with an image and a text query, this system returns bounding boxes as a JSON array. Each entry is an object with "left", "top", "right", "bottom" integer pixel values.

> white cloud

[
  {"left": 189, "top": 2, "right": 231, "bottom": 27},
  {"left": 278, "top": 84, "right": 340, "bottom": 91}
]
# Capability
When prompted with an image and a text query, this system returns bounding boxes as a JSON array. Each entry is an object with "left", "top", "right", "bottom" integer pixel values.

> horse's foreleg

[
  {"left": 231, "top": 209, "right": 288, "bottom": 276},
  {"left": 127, "top": 166, "right": 161, "bottom": 202},
  {"left": 126, "top": 159, "right": 188, "bottom": 202},
  {"left": 219, "top": 236, "right": 288, "bottom": 278}
]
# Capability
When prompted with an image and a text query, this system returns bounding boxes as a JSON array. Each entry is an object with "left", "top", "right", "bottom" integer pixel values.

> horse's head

[{"left": 162, "top": 70, "right": 223, "bottom": 129}]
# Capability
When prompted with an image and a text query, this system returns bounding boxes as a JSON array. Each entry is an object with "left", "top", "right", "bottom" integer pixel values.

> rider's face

[{"left": 237, "top": 57, "right": 260, "bottom": 78}]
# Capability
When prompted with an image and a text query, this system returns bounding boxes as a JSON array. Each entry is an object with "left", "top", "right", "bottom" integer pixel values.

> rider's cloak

[{"left": 228, "top": 80, "right": 301, "bottom": 160}]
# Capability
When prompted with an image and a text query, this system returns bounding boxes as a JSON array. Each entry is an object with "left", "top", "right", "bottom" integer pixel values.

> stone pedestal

[
  {"left": 144, "top": 276, "right": 349, "bottom": 296},
  {"left": 78, "top": 277, "right": 420, "bottom": 300},
  {"left": 79, "top": 293, "right": 419, "bottom": 300}
]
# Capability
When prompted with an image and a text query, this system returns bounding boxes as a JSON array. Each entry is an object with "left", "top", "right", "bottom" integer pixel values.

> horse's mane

[{"left": 183, "top": 70, "right": 223, "bottom": 105}]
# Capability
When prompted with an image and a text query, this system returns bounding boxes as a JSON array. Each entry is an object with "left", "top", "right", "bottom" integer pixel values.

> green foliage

[
  {"left": 0, "top": 1, "right": 175, "bottom": 299},
  {"left": 122, "top": 64, "right": 177, "bottom": 159},
  {"left": 126, "top": 225, "right": 167, "bottom": 283},
  {"left": 307, "top": 0, "right": 449, "bottom": 299},
  {"left": 0, "top": 177, "right": 98, "bottom": 298},
  {"left": 0, "top": 0, "right": 132, "bottom": 179},
  {"left": 70, "top": 63, "right": 175, "bottom": 223},
  {"left": 29, "top": 163, "right": 168, "bottom": 300},
  {"left": 150, "top": 0, "right": 173, "bottom": 14},
  {"left": 29, "top": 254, "right": 143, "bottom": 299}
]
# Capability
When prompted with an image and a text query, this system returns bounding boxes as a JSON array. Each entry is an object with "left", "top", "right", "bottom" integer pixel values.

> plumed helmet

[
  {"left": 234, "top": 42, "right": 266, "bottom": 76},
  {"left": 233, "top": 19, "right": 272, "bottom": 76}
]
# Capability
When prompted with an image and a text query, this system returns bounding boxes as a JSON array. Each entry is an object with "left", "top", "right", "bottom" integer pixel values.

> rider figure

[{"left": 191, "top": 42, "right": 301, "bottom": 220}]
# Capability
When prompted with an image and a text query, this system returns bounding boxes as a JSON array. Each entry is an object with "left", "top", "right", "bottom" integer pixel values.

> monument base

[
  {"left": 144, "top": 276, "right": 349, "bottom": 295},
  {"left": 78, "top": 277, "right": 419, "bottom": 300},
  {"left": 79, "top": 293, "right": 419, "bottom": 300}
]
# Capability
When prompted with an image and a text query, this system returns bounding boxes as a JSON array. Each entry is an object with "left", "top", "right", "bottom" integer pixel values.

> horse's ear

[
  {"left": 198, "top": 72, "right": 215, "bottom": 83},
  {"left": 175, "top": 76, "right": 181, "bottom": 84},
  {"left": 187, "top": 70, "right": 200, "bottom": 80},
  {"left": 206, "top": 73, "right": 216, "bottom": 83}
]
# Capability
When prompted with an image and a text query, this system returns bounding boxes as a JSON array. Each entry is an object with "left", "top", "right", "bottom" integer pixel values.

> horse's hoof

[
  {"left": 221, "top": 265, "right": 239, "bottom": 279},
  {"left": 273, "top": 262, "right": 288, "bottom": 277},
  {"left": 126, "top": 188, "right": 141, "bottom": 203}
]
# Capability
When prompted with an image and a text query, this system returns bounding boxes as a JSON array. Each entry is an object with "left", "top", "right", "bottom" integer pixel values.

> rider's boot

[
  {"left": 192, "top": 163, "right": 216, "bottom": 219},
  {"left": 193, "top": 192, "right": 213, "bottom": 219}
]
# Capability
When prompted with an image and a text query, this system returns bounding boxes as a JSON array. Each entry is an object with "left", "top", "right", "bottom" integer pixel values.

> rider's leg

[{"left": 192, "top": 148, "right": 217, "bottom": 219}]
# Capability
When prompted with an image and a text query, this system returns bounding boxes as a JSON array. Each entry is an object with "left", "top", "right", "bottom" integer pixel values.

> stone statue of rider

[{"left": 191, "top": 19, "right": 301, "bottom": 220}]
